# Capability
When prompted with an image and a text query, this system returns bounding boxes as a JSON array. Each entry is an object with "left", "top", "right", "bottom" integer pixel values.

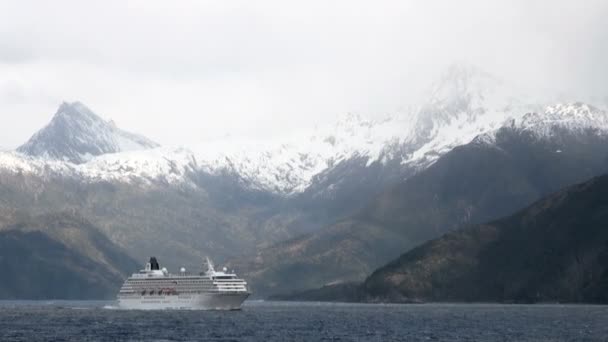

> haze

[{"left": 1, "top": 0, "right": 607, "bottom": 148}]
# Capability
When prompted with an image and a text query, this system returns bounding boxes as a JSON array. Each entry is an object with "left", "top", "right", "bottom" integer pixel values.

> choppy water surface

[{"left": 0, "top": 301, "right": 606, "bottom": 341}]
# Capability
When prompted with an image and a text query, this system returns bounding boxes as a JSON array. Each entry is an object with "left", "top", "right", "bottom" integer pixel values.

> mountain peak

[
  {"left": 399, "top": 64, "right": 537, "bottom": 167},
  {"left": 429, "top": 64, "right": 501, "bottom": 101},
  {"left": 50, "top": 101, "right": 108, "bottom": 129},
  {"left": 17, "top": 102, "right": 160, "bottom": 163},
  {"left": 421, "top": 64, "right": 512, "bottom": 123},
  {"left": 54, "top": 101, "right": 97, "bottom": 119}
]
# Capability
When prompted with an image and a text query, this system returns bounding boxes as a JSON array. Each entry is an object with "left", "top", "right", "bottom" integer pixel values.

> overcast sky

[{"left": 1, "top": 0, "right": 607, "bottom": 148}]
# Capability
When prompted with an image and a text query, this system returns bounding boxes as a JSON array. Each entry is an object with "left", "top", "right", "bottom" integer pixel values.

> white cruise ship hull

[{"left": 118, "top": 292, "right": 250, "bottom": 310}]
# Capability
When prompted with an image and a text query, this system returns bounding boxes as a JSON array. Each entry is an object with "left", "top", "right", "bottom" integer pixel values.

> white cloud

[{"left": 1, "top": 0, "right": 607, "bottom": 147}]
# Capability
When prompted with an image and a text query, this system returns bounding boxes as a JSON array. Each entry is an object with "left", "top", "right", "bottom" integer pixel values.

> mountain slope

[
  {"left": 17, "top": 102, "right": 159, "bottom": 163},
  {"left": 359, "top": 173, "right": 608, "bottom": 303},
  {"left": 231, "top": 103, "right": 608, "bottom": 297},
  {"left": 0, "top": 212, "right": 139, "bottom": 299},
  {"left": 0, "top": 164, "right": 291, "bottom": 270}
]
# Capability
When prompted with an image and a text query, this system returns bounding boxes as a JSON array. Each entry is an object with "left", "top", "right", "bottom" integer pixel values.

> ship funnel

[{"left": 149, "top": 257, "right": 160, "bottom": 271}]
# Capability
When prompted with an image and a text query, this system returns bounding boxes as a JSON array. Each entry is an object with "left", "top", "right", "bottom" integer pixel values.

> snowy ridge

[
  {"left": 472, "top": 102, "right": 608, "bottom": 145},
  {"left": 80, "top": 119, "right": 411, "bottom": 194},
  {"left": 66, "top": 112, "right": 418, "bottom": 194},
  {"left": 83, "top": 142, "right": 330, "bottom": 193},
  {"left": 307, "top": 112, "right": 413, "bottom": 166},
  {"left": 0, "top": 151, "right": 76, "bottom": 176},
  {"left": 0, "top": 112, "right": 413, "bottom": 194},
  {"left": 512, "top": 103, "right": 608, "bottom": 136}
]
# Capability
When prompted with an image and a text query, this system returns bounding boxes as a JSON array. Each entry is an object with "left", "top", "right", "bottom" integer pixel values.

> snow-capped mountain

[
  {"left": 3, "top": 65, "right": 607, "bottom": 198},
  {"left": 229, "top": 101, "right": 608, "bottom": 298},
  {"left": 402, "top": 64, "right": 540, "bottom": 167},
  {"left": 17, "top": 101, "right": 159, "bottom": 164},
  {"left": 6, "top": 101, "right": 413, "bottom": 194},
  {"left": 3, "top": 64, "right": 608, "bottom": 282}
]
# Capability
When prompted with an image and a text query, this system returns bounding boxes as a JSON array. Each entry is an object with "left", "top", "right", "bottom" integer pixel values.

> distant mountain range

[
  {"left": 1, "top": 64, "right": 608, "bottom": 299},
  {"left": 276, "top": 173, "right": 608, "bottom": 304}
]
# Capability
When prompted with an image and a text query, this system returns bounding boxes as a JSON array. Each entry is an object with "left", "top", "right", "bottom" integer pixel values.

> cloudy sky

[{"left": 1, "top": 0, "right": 607, "bottom": 148}]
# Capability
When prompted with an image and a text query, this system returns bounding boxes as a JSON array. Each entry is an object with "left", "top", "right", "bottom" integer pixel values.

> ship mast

[{"left": 205, "top": 257, "right": 216, "bottom": 274}]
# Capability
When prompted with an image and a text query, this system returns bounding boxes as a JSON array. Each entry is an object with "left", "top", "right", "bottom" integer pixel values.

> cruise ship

[{"left": 117, "top": 257, "right": 250, "bottom": 310}]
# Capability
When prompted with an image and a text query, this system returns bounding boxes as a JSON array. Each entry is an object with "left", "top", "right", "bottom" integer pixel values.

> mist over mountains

[{"left": 1, "top": 65, "right": 608, "bottom": 299}]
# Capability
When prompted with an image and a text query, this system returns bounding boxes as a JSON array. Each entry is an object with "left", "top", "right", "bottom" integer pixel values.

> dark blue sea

[{"left": 0, "top": 301, "right": 606, "bottom": 341}]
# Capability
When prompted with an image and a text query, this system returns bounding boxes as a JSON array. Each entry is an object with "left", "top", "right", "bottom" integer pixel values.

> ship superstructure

[{"left": 117, "top": 257, "right": 249, "bottom": 310}]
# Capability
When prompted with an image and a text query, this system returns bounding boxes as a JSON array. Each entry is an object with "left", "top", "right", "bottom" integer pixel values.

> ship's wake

[{"left": 102, "top": 304, "right": 120, "bottom": 310}]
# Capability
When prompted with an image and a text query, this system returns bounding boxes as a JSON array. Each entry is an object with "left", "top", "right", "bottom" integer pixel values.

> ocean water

[{"left": 0, "top": 301, "right": 606, "bottom": 341}]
